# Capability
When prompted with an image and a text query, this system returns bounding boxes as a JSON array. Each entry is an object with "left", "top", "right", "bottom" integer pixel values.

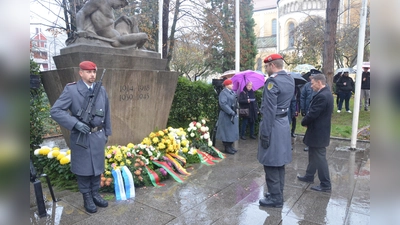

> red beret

[
  {"left": 79, "top": 61, "right": 97, "bottom": 70},
  {"left": 223, "top": 79, "right": 233, "bottom": 86},
  {"left": 263, "top": 53, "right": 283, "bottom": 63}
]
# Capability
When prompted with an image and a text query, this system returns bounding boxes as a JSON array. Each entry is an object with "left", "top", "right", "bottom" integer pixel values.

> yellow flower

[
  {"left": 142, "top": 138, "right": 151, "bottom": 146},
  {"left": 182, "top": 147, "right": 188, "bottom": 153},
  {"left": 167, "top": 145, "right": 174, "bottom": 152},
  {"left": 158, "top": 130, "right": 165, "bottom": 136},
  {"left": 149, "top": 132, "right": 156, "bottom": 138},
  {"left": 66, "top": 149, "right": 71, "bottom": 155},
  {"left": 60, "top": 155, "right": 71, "bottom": 165},
  {"left": 126, "top": 159, "right": 132, "bottom": 165},
  {"left": 115, "top": 154, "right": 123, "bottom": 161},
  {"left": 52, "top": 147, "right": 60, "bottom": 151},
  {"left": 152, "top": 137, "right": 159, "bottom": 143},
  {"left": 39, "top": 147, "right": 51, "bottom": 155},
  {"left": 181, "top": 140, "right": 188, "bottom": 147},
  {"left": 127, "top": 143, "right": 134, "bottom": 148},
  {"left": 52, "top": 150, "right": 60, "bottom": 157},
  {"left": 158, "top": 142, "right": 166, "bottom": 149},
  {"left": 105, "top": 171, "right": 111, "bottom": 175},
  {"left": 120, "top": 162, "right": 125, "bottom": 166},
  {"left": 57, "top": 152, "right": 66, "bottom": 160}
]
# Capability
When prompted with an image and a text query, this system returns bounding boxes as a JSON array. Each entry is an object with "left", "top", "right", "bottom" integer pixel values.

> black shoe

[
  {"left": 310, "top": 185, "right": 331, "bottom": 192},
  {"left": 250, "top": 135, "right": 257, "bottom": 139},
  {"left": 82, "top": 192, "right": 97, "bottom": 213},
  {"left": 230, "top": 146, "right": 238, "bottom": 153},
  {"left": 92, "top": 191, "right": 108, "bottom": 207},
  {"left": 264, "top": 192, "right": 284, "bottom": 201},
  {"left": 291, "top": 133, "right": 296, "bottom": 138},
  {"left": 304, "top": 147, "right": 309, "bottom": 151},
  {"left": 297, "top": 175, "right": 314, "bottom": 183},
  {"left": 240, "top": 136, "right": 246, "bottom": 140},
  {"left": 225, "top": 147, "right": 235, "bottom": 155},
  {"left": 259, "top": 196, "right": 283, "bottom": 208}
]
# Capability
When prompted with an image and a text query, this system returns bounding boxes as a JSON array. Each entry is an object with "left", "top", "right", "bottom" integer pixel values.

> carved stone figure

[{"left": 68, "top": 0, "right": 148, "bottom": 49}]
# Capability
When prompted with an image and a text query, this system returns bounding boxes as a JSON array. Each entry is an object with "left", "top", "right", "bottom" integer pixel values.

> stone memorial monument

[{"left": 41, "top": 0, "right": 179, "bottom": 146}]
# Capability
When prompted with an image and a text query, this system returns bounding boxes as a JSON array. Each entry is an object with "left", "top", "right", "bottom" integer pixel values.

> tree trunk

[
  {"left": 166, "top": 0, "right": 181, "bottom": 71},
  {"left": 322, "top": 0, "right": 340, "bottom": 90},
  {"left": 162, "top": 0, "right": 170, "bottom": 59}
]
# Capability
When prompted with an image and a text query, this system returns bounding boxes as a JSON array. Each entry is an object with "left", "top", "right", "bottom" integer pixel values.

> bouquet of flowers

[{"left": 186, "top": 119, "right": 217, "bottom": 154}]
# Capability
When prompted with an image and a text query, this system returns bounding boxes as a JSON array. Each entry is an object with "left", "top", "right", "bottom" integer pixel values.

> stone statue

[{"left": 68, "top": 0, "right": 148, "bottom": 49}]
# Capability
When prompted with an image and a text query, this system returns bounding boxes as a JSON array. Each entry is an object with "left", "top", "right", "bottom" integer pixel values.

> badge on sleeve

[{"left": 267, "top": 82, "right": 274, "bottom": 90}]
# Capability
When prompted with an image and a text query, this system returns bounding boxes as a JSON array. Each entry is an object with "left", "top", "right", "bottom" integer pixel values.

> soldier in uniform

[
  {"left": 50, "top": 61, "right": 112, "bottom": 213},
  {"left": 216, "top": 79, "right": 239, "bottom": 154},
  {"left": 258, "top": 53, "right": 295, "bottom": 207}
]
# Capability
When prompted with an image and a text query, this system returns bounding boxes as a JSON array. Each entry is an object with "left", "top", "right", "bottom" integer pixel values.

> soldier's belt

[
  {"left": 90, "top": 125, "right": 103, "bottom": 132},
  {"left": 276, "top": 113, "right": 288, "bottom": 118}
]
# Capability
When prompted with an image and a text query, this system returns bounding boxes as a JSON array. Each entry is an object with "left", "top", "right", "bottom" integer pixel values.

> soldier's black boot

[
  {"left": 259, "top": 194, "right": 283, "bottom": 208},
  {"left": 82, "top": 192, "right": 97, "bottom": 213},
  {"left": 229, "top": 143, "right": 238, "bottom": 153},
  {"left": 223, "top": 142, "right": 235, "bottom": 155},
  {"left": 92, "top": 191, "right": 108, "bottom": 207}
]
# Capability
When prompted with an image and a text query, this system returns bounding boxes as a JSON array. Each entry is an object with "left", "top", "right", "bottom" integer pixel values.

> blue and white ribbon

[
  {"left": 112, "top": 169, "right": 126, "bottom": 200},
  {"left": 121, "top": 166, "right": 135, "bottom": 199}
]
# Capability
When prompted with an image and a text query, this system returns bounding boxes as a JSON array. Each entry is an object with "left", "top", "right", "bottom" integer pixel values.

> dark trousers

[
  {"left": 76, "top": 175, "right": 101, "bottom": 194},
  {"left": 338, "top": 92, "right": 352, "bottom": 111},
  {"left": 291, "top": 117, "right": 296, "bottom": 134},
  {"left": 305, "top": 147, "right": 331, "bottom": 188},
  {"left": 240, "top": 117, "right": 254, "bottom": 137},
  {"left": 263, "top": 165, "right": 285, "bottom": 195}
]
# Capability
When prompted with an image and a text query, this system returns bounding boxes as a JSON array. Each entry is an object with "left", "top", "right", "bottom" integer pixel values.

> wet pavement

[{"left": 30, "top": 136, "right": 370, "bottom": 225}]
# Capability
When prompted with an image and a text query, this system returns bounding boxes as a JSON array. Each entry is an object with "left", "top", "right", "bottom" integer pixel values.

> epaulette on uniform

[{"left": 67, "top": 82, "right": 77, "bottom": 85}]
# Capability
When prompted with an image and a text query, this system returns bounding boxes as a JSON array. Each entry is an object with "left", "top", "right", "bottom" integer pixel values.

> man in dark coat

[
  {"left": 50, "top": 61, "right": 112, "bottom": 213},
  {"left": 336, "top": 71, "right": 354, "bottom": 113},
  {"left": 300, "top": 80, "right": 317, "bottom": 151},
  {"left": 258, "top": 53, "right": 294, "bottom": 207},
  {"left": 297, "top": 73, "right": 333, "bottom": 192},
  {"left": 360, "top": 66, "right": 370, "bottom": 111},
  {"left": 216, "top": 79, "right": 239, "bottom": 154}
]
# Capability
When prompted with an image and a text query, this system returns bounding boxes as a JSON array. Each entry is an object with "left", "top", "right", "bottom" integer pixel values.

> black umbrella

[{"left": 288, "top": 72, "right": 307, "bottom": 85}]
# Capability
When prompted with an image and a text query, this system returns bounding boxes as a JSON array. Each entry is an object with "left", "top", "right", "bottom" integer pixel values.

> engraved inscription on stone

[{"left": 119, "top": 84, "right": 150, "bottom": 101}]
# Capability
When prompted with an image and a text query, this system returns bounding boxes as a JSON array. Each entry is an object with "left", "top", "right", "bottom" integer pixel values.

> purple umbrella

[{"left": 231, "top": 70, "right": 265, "bottom": 93}]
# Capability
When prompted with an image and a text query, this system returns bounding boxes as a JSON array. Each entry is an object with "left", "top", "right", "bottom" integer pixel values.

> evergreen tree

[{"left": 239, "top": 0, "right": 257, "bottom": 71}]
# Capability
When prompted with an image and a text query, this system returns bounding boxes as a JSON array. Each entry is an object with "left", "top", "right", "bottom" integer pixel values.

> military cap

[
  {"left": 79, "top": 61, "right": 97, "bottom": 70},
  {"left": 223, "top": 79, "right": 233, "bottom": 86},
  {"left": 263, "top": 53, "right": 283, "bottom": 63}
]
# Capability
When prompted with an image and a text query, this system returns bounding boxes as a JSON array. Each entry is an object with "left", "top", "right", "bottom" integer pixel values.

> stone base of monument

[{"left": 41, "top": 46, "right": 179, "bottom": 147}]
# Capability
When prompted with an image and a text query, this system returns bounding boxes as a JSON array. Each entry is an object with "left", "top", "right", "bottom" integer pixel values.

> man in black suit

[{"left": 297, "top": 74, "right": 333, "bottom": 192}]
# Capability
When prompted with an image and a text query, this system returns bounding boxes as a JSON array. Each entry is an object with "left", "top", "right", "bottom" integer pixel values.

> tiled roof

[{"left": 256, "top": 36, "right": 277, "bottom": 48}]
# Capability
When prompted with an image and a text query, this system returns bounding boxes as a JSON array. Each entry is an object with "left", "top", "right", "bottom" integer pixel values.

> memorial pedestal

[{"left": 41, "top": 46, "right": 178, "bottom": 146}]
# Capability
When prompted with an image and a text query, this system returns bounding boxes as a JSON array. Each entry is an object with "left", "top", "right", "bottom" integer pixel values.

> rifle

[{"left": 76, "top": 69, "right": 106, "bottom": 148}]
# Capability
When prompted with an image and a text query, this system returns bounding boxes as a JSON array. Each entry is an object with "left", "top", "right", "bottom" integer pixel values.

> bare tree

[{"left": 323, "top": 0, "right": 340, "bottom": 90}]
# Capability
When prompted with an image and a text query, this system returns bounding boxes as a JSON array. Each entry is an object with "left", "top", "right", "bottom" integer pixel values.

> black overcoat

[{"left": 301, "top": 86, "right": 333, "bottom": 147}]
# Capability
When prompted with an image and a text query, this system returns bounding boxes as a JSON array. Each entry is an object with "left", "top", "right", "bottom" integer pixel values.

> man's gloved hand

[
  {"left": 260, "top": 135, "right": 270, "bottom": 149},
  {"left": 301, "top": 110, "right": 306, "bottom": 117},
  {"left": 74, "top": 121, "right": 90, "bottom": 134}
]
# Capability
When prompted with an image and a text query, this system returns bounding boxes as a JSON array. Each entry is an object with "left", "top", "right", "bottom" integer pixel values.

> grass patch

[{"left": 295, "top": 94, "right": 370, "bottom": 139}]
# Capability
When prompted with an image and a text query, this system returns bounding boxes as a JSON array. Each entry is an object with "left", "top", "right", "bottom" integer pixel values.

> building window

[
  {"left": 288, "top": 22, "right": 295, "bottom": 48},
  {"left": 272, "top": 19, "right": 277, "bottom": 36}
]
